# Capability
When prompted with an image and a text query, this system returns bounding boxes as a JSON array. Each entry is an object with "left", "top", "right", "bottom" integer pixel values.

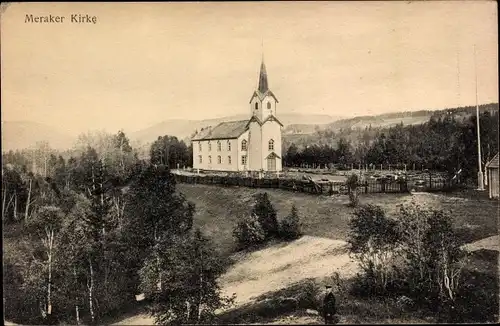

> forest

[
  {"left": 3, "top": 131, "right": 229, "bottom": 325},
  {"left": 283, "top": 110, "right": 499, "bottom": 181},
  {"left": 2, "top": 105, "right": 499, "bottom": 324}
]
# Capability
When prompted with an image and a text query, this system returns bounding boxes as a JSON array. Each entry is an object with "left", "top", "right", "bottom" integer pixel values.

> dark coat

[{"left": 323, "top": 292, "right": 337, "bottom": 315}]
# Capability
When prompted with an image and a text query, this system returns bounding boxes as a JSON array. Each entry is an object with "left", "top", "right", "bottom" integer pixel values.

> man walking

[{"left": 323, "top": 285, "right": 337, "bottom": 324}]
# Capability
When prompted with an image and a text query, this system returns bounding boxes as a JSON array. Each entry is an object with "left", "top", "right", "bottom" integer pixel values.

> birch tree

[{"left": 26, "top": 206, "right": 65, "bottom": 321}]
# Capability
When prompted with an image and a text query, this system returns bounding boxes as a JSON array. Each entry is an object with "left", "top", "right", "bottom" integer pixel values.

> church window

[
  {"left": 228, "top": 156, "right": 232, "bottom": 164},
  {"left": 255, "top": 102, "right": 259, "bottom": 110},
  {"left": 208, "top": 155, "right": 212, "bottom": 164},
  {"left": 227, "top": 140, "right": 231, "bottom": 151},
  {"left": 208, "top": 141, "right": 212, "bottom": 151},
  {"left": 217, "top": 155, "right": 222, "bottom": 164},
  {"left": 241, "top": 155, "right": 247, "bottom": 165},
  {"left": 267, "top": 102, "right": 271, "bottom": 110},
  {"left": 268, "top": 139, "right": 274, "bottom": 151},
  {"left": 198, "top": 155, "right": 202, "bottom": 164},
  {"left": 198, "top": 142, "right": 202, "bottom": 151},
  {"left": 217, "top": 141, "right": 221, "bottom": 151},
  {"left": 241, "top": 140, "right": 247, "bottom": 151}
]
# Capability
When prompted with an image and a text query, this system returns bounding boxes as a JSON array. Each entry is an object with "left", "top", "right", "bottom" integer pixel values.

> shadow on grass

[{"left": 451, "top": 249, "right": 499, "bottom": 323}]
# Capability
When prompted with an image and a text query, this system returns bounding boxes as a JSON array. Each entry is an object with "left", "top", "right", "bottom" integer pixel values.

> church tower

[{"left": 246, "top": 58, "right": 283, "bottom": 172}]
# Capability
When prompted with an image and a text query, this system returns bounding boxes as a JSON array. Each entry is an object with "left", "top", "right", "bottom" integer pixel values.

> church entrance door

[{"left": 267, "top": 158, "right": 276, "bottom": 171}]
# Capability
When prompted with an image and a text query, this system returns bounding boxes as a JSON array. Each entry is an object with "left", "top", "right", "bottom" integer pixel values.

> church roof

[
  {"left": 192, "top": 120, "right": 248, "bottom": 141},
  {"left": 265, "top": 152, "right": 281, "bottom": 159},
  {"left": 249, "top": 90, "right": 279, "bottom": 103},
  {"left": 249, "top": 59, "right": 279, "bottom": 103},
  {"left": 258, "top": 60, "right": 269, "bottom": 93},
  {"left": 245, "top": 114, "right": 284, "bottom": 128}
]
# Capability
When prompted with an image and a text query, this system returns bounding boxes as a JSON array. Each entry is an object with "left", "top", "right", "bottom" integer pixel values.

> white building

[{"left": 192, "top": 59, "right": 283, "bottom": 172}]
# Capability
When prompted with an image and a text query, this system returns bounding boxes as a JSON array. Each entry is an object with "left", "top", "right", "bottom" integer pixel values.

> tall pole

[{"left": 474, "top": 44, "right": 484, "bottom": 190}]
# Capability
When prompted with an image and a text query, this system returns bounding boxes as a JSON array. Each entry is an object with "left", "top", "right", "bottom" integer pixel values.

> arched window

[
  {"left": 208, "top": 155, "right": 212, "bottom": 164},
  {"left": 208, "top": 141, "right": 212, "bottom": 151},
  {"left": 198, "top": 142, "right": 202, "bottom": 151},
  {"left": 241, "top": 140, "right": 248, "bottom": 151},
  {"left": 227, "top": 140, "right": 231, "bottom": 151},
  {"left": 255, "top": 102, "right": 259, "bottom": 110},
  {"left": 268, "top": 139, "right": 274, "bottom": 151},
  {"left": 267, "top": 102, "right": 271, "bottom": 110},
  {"left": 217, "top": 140, "right": 221, "bottom": 151},
  {"left": 217, "top": 155, "right": 222, "bottom": 164},
  {"left": 228, "top": 156, "right": 232, "bottom": 164}
]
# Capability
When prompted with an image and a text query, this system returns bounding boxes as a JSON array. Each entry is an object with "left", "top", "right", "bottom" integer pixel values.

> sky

[{"left": 1, "top": 1, "right": 498, "bottom": 136}]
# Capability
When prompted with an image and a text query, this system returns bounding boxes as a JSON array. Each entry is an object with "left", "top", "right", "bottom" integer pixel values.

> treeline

[
  {"left": 283, "top": 110, "right": 499, "bottom": 180},
  {"left": 3, "top": 131, "right": 226, "bottom": 325}
]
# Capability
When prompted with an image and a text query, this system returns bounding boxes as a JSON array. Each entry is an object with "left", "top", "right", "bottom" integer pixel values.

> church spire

[{"left": 258, "top": 58, "right": 269, "bottom": 93}]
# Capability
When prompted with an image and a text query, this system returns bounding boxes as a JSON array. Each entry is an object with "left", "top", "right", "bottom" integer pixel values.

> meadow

[{"left": 178, "top": 183, "right": 497, "bottom": 254}]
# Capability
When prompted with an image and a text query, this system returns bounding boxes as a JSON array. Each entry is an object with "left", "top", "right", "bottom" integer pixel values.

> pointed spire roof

[{"left": 258, "top": 59, "right": 269, "bottom": 93}]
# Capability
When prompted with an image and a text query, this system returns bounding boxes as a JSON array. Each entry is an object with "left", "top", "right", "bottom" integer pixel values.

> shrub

[
  {"left": 252, "top": 193, "right": 279, "bottom": 239},
  {"left": 347, "top": 204, "right": 400, "bottom": 295},
  {"left": 233, "top": 214, "right": 266, "bottom": 250},
  {"left": 279, "top": 204, "right": 302, "bottom": 240}
]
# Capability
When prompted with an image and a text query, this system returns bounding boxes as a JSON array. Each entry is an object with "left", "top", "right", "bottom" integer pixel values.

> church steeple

[{"left": 258, "top": 59, "right": 269, "bottom": 93}]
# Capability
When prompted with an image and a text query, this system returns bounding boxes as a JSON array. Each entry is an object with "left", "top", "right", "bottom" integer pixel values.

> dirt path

[
  {"left": 113, "top": 236, "right": 357, "bottom": 325},
  {"left": 462, "top": 235, "right": 499, "bottom": 252},
  {"left": 220, "top": 236, "right": 357, "bottom": 307}
]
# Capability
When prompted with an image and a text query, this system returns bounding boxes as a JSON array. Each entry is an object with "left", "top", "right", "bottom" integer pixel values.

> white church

[{"left": 192, "top": 59, "right": 283, "bottom": 172}]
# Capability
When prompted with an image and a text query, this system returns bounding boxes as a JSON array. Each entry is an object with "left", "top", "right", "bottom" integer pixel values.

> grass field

[{"left": 177, "top": 183, "right": 498, "bottom": 255}]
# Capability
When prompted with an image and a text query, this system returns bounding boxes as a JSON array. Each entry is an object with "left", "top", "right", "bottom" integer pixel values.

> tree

[
  {"left": 123, "top": 164, "right": 194, "bottom": 293},
  {"left": 233, "top": 213, "right": 266, "bottom": 249},
  {"left": 396, "top": 202, "right": 468, "bottom": 320},
  {"left": 140, "top": 230, "right": 234, "bottom": 325},
  {"left": 347, "top": 204, "right": 400, "bottom": 295},
  {"left": 26, "top": 206, "right": 66, "bottom": 321},
  {"left": 251, "top": 193, "right": 279, "bottom": 239},
  {"left": 150, "top": 136, "right": 190, "bottom": 169},
  {"left": 279, "top": 204, "right": 302, "bottom": 240}
]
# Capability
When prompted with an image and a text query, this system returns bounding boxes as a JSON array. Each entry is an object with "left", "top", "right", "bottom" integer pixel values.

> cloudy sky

[{"left": 1, "top": 2, "right": 498, "bottom": 135}]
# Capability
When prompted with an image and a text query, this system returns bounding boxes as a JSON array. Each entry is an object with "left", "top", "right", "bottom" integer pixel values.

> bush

[
  {"left": 347, "top": 204, "right": 400, "bottom": 295},
  {"left": 252, "top": 193, "right": 279, "bottom": 239},
  {"left": 233, "top": 214, "right": 266, "bottom": 250},
  {"left": 279, "top": 205, "right": 302, "bottom": 240},
  {"left": 396, "top": 202, "right": 468, "bottom": 312}
]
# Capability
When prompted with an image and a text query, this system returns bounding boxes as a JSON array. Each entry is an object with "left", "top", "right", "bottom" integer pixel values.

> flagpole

[{"left": 474, "top": 44, "right": 484, "bottom": 190}]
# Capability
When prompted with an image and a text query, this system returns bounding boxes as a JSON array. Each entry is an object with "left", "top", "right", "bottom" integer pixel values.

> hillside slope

[{"left": 1, "top": 121, "right": 75, "bottom": 152}]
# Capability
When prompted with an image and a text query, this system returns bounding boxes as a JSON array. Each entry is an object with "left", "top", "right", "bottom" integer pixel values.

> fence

[{"left": 173, "top": 173, "right": 418, "bottom": 195}]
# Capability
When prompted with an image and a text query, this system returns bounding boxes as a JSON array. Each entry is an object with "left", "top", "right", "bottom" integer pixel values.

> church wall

[
  {"left": 250, "top": 95, "right": 277, "bottom": 122},
  {"left": 247, "top": 121, "right": 263, "bottom": 171},
  {"left": 192, "top": 138, "right": 241, "bottom": 171},
  {"left": 250, "top": 97, "right": 262, "bottom": 120},
  {"left": 237, "top": 131, "right": 249, "bottom": 171},
  {"left": 261, "top": 120, "right": 283, "bottom": 171}
]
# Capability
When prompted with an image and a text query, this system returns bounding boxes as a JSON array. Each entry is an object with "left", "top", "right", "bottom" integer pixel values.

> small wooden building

[{"left": 486, "top": 153, "right": 499, "bottom": 199}]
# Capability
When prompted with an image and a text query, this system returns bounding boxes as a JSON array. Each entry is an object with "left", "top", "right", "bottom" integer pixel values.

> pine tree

[
  {"left": 233, "top": 213, "right": 266, "bottom": 249},
  {"left": 280, "top": 204, "right": 302, "bottom": 240},
  {"left": 251, "top": 193, "right": 279, "bottom": 239}
]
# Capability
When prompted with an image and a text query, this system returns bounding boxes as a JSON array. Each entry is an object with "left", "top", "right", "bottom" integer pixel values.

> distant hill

[
  {"left": 130, "top": 113, "right": 342, "bottom": 144},
  {"left": 321, "top": 103, "right": 499, "bottom": 132},
  {"left": 282, "top": 103, "right": 499, "bottom": 150},
  {"left": 1, "top": 121, "right": 75, "bottom": 152}
]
